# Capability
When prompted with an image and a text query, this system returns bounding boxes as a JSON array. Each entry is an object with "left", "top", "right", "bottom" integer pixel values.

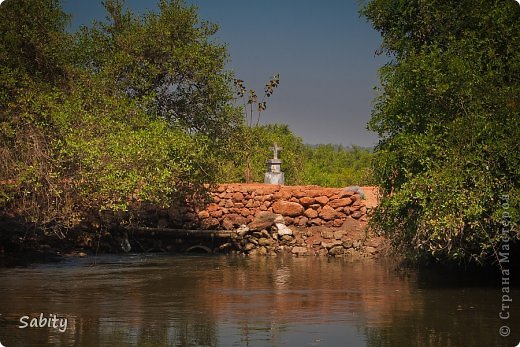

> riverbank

[{"left": 0, "top": 184, "right": 386, "bottom": 260}]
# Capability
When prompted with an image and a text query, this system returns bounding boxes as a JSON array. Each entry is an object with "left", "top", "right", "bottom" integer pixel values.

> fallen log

[{"left": 122, "top": 226, "right": 235, "bottom": 238}]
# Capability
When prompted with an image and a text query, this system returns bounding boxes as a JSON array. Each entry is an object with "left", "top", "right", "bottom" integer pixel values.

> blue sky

[{"left": 62, "top": 0, "right": 386, "bottom": 147}]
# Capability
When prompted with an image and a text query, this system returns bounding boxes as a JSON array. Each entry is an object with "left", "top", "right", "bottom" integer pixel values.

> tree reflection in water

[{"left": 0, "top": 255, "right": 517, "bottom": 346}]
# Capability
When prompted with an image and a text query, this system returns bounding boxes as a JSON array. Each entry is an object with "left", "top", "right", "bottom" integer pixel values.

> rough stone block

[
  {"left": 319, "top": 206, "right": 338, "bottom": 221},
  {"left": 321, "top": 230, "right": 334, "bottom": 239},
  {"left": 249, "top": 211, "right": 278, "bottom": 231},
  {"left": 299, "top": 197, "right": 316, "bottom": 206},
  {"left": 328, "top": 245, "right": 345, "bottom": 256},
  {"left": 329, "top": 198, "right": 352, "bottom": 208},
  {"left": 315, "top": 196, "right": 330, "bottom": 205},
  {"left": 272, "top": 200, "right": 304, "bottom": 217},
  {"left": 291, "top": 246, "right": 308, "bottom": 255}
]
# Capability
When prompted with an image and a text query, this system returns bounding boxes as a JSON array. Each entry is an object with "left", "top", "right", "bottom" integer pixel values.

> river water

[{"left": 0, "top": 254, "right": 518, "bottom": 347}]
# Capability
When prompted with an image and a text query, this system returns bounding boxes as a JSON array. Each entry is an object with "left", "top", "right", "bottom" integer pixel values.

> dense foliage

[
  {"left": 362, "top": 0, "right": 520, "bottom": 263},
  {"left": 0, "top": 0, "right": 241, "bottom": 232},
  {"left": 302, "top": 145, "right": 374, "bottom": 187}
]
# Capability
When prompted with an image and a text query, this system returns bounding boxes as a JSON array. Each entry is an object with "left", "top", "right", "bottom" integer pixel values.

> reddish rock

[
  {"left": 315, "top": 196, "right": 329, "bottom": 205},
  {"left": 299, "top": 197, "right": 316, "bottom": 206},
  {"left": 232, "top": 192, "right": 244, "bottom": 202},
  {"left": 210, "top": 210, "right": 223, "bottom": 218},
  {"left": 238, "top": 186, "right": 249, "bottom": 193},
  {"left": 284, "top": 217, "right": 295, "bottom": 225},
  {"left": 329, "top": 198, "right": 352, "bottom": 208},
  {"left": 306, "top": 190, "right": 324, "bottom": 198},
  {"left": 257, "top": 186, "right": 280, "bottom": 195},
  {"left": 259, "top": 194, "right": 273, "bottom": 202},
  {"left": 293, "top": 190, "right": 306, "bottom": 198},
  {"left": 333, "top": 219, "right": 343, "bottom": 227},
  {"left": 222, "top": 214, "right": 247, "bottom": 229},
  {"left": 197, "top": 210, "right": 210, "bottom": 219},
  {"left": 309, "top": 218, "right": 323, "bottom": 225},
  {"left": 272, "top": 201, "right": 304, "bottom": 217},
  {"left": 289, "top": 197, "right": 299, "bottom": 203},
  {"left": 249, "top": 211, "right": 278, "bottom": 230},
  {"left": 297, "top": 216, "right": 309, "bottom": 226},
  {"left": 240, "top": 208, "right": 251, "bottom": 217},
  {"left": 338, "top": 190, "right": 354, "bottom": 198},
  {"left": 333, "top": 230, "right": 345, "bottom": 239},
  {"left": 304, "top": 208, "right": 318, "bottom": 219},
  {"left": 350, "top": 204, "right": 361, "bottom": 211},
  {"left": 321, "top": 229, "right": 334, "bottom": 239},
  {"left": 282, "top": 190, "right": 293, "bottom": 199},
  {"left": 207, "top": 203, "right": 220, "bottom": 212},
  {"left": 319, "top": 205, "right": 338, "bottom": 220},
  {"left": 335, "top": 211, "right": 347, "bottom": 219}
]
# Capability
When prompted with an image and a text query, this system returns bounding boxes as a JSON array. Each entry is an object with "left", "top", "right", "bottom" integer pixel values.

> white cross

[{"left": 270, "top": 142, "right": 282, "bottom": 159}]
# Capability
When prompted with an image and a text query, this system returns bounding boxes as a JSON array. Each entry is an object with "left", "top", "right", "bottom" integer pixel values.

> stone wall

[
  {"left": 121, "top": 184, "right": 383, "bottom": 257},
  {"left": 163, "top": 183, "right": 369, "bottom": 231}
]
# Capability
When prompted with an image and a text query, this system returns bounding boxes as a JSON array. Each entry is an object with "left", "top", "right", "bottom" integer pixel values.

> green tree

[
  {"left": 362, "top": 0, "right": 520, "bottom": 263},
  {"left": 0, "top": 0, "right": 242, "bottom": 234},
  {"left": 74, "top": 0, "right": 242, "bottom": 145},
  {"left": 0, "top": 0, "right": 75, "bottom": 230},
  {"left": 302, "top": 145, "right": 374, "bottom": 187}
]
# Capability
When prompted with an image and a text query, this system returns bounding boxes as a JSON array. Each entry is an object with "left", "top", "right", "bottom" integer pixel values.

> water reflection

[{"left": 0, "top": 254, "right": 518, "bottom": 346}]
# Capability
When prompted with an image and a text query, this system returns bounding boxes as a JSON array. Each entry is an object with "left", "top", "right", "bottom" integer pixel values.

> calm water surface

[{"left": 0, "top": 254, "right": 518, "bottom": 346}]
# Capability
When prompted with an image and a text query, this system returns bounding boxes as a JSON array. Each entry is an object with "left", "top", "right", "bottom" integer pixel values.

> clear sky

[{"left": 62, "top": 0, "right": 386, "bottom": 147}]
